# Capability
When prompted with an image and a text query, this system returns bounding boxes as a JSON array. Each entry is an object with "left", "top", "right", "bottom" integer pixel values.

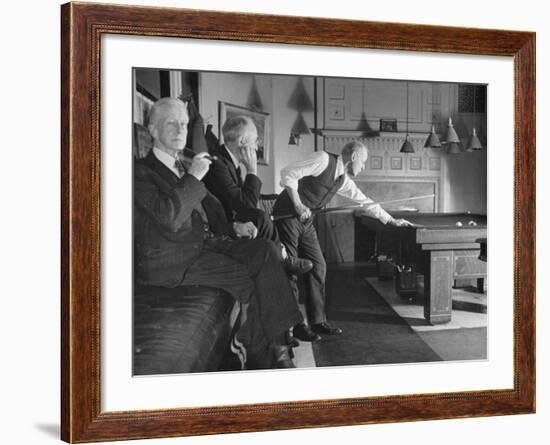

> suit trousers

[
  {"left": 275, "top": 217, "right": 327, "bottom": 325},
  {"left": 182, "top": 237, "right": 303, "bottom": 355}
]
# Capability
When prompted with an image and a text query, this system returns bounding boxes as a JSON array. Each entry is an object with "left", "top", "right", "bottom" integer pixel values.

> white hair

[
  {"left": 222, "top": 115, "right": 256, "bottom": 144},
  {"left": 341, "top": 140, "right": 368, "bottom": 157},
  {"left": 147, "top": 97, "right": 188, "bottom": 127}
]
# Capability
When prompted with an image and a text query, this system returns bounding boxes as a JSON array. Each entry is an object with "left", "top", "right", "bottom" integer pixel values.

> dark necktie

[
  {"left": 174, "top": 157, "right": 186, "bottom": 177},
  {"left": 235, "top": 166, "right": 243, "bottom": 186}
]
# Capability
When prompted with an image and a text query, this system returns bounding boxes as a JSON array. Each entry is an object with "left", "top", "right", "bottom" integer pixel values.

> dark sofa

[{"left": 133, "top": 285, "right": 239, "bottom": 375}]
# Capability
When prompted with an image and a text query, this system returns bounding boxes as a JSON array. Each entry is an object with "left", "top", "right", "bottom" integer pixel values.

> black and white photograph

[
  {"left": 3, "top": 0, "right": 546, "bottom": 444},
  {"left": 132, "top": 68, "right": 488, "bottom": 375}
]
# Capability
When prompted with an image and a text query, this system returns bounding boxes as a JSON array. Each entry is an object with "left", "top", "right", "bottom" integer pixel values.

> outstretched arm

[{"left": 337, "top": 176, "right": 413, "bottom": 226}]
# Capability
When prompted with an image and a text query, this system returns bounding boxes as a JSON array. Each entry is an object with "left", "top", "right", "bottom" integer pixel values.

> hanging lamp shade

[
  {"left": 288, "top": 112, "right": 310, "bottom": 146},
  {"left": 465, "top": 84, "right": 484, "bottom": 152},
  {"left": 400, "top": 82, "right": 414, "bottom": 153},
  {"left": 400, "top": 135, "right": 415, "bottom": 153},
  {"left": 445, "top": 117, "right": 460, "bottom": 144},
  {"left": 447, "top": 142, "right": 462, "bottom": 154},
  {"left": 288, "top": 133, "right": 299, "bottom": 145},
  {"left": 424, "top": 125, "right": 442, "bottom": 148},
  {"left": 466, "top": 127, "right": 483, "bottom": 151},
  {"left": 425, "top": 83, "right": 443, "bottom": 149},
  {"left": 291, "top": 113, "right": 311, "bottom": 136}
]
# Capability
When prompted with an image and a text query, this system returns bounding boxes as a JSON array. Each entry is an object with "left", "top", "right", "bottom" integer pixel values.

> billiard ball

[
  {"left": 468, "top": 220, "right": 478, "bottom": 227},
  {"left": 456, "top": 221, "right": 463, "bottom": 227}
]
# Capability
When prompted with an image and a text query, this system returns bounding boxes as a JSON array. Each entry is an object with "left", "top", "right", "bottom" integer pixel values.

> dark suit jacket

[
  {"left": 134, "top": 151, "right": 232, "bottom": 288},
  {"left": 203, "top": 145, "right": 262, "bottom": 221}
]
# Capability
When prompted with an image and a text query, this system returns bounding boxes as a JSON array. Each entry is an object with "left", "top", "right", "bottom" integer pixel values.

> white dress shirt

[{"left": 279, "top": 151, "right": 393, "bottom": 224}]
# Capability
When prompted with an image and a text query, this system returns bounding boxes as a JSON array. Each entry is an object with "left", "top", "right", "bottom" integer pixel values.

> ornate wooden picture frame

[{"left": 61, "top": 2, "right": 535, "bottom": 442}]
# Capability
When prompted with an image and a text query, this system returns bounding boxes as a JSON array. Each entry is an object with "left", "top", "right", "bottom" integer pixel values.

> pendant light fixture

[
  {"left": 425, "top": 125, "right": 442, "bottom": 148},
  {"left": 445, "top": 117, "right": 460, "bottom": 144},
  {"left": 400, "top": 81, "right": 415, "bottom": 153},
  {"left": 466, "top": 85, "right": 483, "bottom": 151},
  {"left": 444, "top": 82, "right": 460, "bottom": 150},
  {"left": 288, "top": 113, "right": 311, "bottom": 146},
  {"left": 424, "top": 84, "right": 442, "bottom": 148},
  {"left": 445, "top": 116, "right": 462, "bottom": 154},
  {"left": 447, "top": 141, "right": 463, "bottom": 154},
  {"left": 287, "top": 77, "right": 314, "bottom": 146}
]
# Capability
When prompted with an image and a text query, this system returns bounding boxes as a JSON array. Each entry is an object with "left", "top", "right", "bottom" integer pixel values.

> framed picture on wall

[
  {"left": 61, "top": 2, "right": 535, "bottom": 443},
  {"left": 380, "top": 118, "right": 398, "bottom": 132},
  {"left": 219, "top": 101, "right": 271, "bottom": 165}
]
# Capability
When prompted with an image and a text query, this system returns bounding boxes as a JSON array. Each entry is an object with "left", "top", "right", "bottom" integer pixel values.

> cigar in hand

[{"left": 182, "top": 147, "right": 218, "bottom": 161}]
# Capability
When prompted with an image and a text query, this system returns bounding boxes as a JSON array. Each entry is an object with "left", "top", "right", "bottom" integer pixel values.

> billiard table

[{"left": 356, "top": 212, "right": 487, "bottom": 324}]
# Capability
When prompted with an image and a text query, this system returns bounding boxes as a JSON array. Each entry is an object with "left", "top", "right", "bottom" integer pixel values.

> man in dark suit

[
  {"left": 203, "top": 115, "right": 312, "bottom": 276},
  {"left": 134, "top": 97, "right": 302, "bottom": 369}
]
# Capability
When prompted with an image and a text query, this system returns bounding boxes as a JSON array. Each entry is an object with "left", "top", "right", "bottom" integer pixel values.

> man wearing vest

[{"left": 273, "top": 141, "right": 412, "bottom": 342}]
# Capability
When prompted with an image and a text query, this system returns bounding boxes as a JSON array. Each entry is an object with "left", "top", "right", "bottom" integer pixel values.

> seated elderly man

[
  {"left": 134, "top": 97, "right": 302, "bottom": 369},
  {"left": 203, "top": 115, "right": 312, "bottom": 276}
]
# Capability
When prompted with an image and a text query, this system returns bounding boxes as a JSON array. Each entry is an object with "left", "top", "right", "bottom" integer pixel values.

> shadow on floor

[{"left": 33, "top": 423, "right": 59, "bottom": 439}]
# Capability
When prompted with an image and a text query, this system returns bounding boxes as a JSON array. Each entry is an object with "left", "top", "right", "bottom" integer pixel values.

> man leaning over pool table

[{"left": 272, "top": 140, "right": 413, "bottom": 342}]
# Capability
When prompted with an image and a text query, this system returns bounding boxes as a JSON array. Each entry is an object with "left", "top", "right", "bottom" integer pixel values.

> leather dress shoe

[
  {"left": 284, "top": 257, "right": 313, "bottom": 275},
  {"left": 285, "top": 331, "right": 300, "bottom": 348},
  {"left": 293, "top": 323, "right": 321, "bottom": 342},
  {"left": 271, "top": 345, "right": 296, "bottom": 368},
  {"left": 312, "top": 322, "right": 343, "bottom": 336}
]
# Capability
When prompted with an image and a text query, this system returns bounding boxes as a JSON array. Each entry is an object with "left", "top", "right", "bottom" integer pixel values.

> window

[{"left": 458, "top": 84, "right": 487, "bottom": 113}]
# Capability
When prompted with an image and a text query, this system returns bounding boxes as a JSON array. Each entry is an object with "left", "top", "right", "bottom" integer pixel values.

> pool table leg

[{"left": 424, "top": 250, "right": 453, "bottom": 324}]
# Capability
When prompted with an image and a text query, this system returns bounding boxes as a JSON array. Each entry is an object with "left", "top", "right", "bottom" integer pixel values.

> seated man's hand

[
  {"left": 294, "top": 203, "right": 312, "bottom": 222},
  {"left": 188, "top": 152, "right": 212, "bottom": 180},
  {"left": 389, "top": 218, "right": 414, "bottom": 227},
  {"left": 233, "top": 221, "right": 258, "bottom": 239},
  {"left": 239, "top": 145, "right": 258, "bottom": 175}
]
